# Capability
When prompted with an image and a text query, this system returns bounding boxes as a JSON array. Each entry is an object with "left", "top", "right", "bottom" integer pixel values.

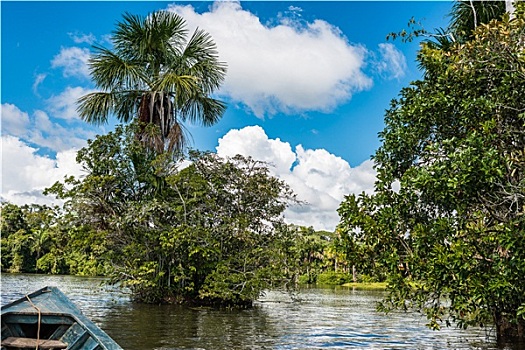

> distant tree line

[{"left": 1, "top": 203, "right": 111, "bottom": 276}]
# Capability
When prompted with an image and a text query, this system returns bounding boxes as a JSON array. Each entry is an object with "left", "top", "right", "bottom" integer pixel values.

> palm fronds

[
  {"left": 77, "top": 10, "right": 227, "bottom": 153},
  {"left": 449, "top": 1, "right": 505, "bottom": 40}
]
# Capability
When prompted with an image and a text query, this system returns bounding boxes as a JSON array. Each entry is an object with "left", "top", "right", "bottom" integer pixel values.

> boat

[{"left": 1, "top": 286, "right": 123, "bottom": 350}]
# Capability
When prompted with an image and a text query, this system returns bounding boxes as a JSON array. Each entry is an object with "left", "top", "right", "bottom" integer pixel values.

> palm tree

[
  {"left": 77, "top": 11, "right": 227, "bottom": 153},
  {"left": 448, "top": 1, "right": 506, "bottom": 40},
  {"left": 423, "top": 1, "right": 506, "bottom": 52}
]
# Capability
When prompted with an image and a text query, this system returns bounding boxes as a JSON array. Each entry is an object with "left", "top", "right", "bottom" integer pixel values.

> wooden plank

[
  {"left": 61, "top": 322, "right": 88, "bottom": 349},
  {"left": 49, "top": 324, "right": 71, "bottom": 340},
  {"left": 1, "top": 336, "right": 67, "bottom": 349},
  {"left": 2, "top": 323, "right": 25, "bottom": 338},
  {"left": 79, "top": 336, "right": 101, "bottom": 350},
  {"left": 3, "top": 314, "right": 75, "bottom": 325},
  {"left": 2, "top": 323, "right": 14, "bottom": 338}
]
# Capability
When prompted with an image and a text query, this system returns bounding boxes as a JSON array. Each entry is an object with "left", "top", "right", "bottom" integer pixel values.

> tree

[
  {"left": 24, "top": 204, "right": 57, "bottom": 272},
  {"left": 1, "top": 203, "right": 59, "bottom": 273},
  {"left": 77, "top": 11, "right": 227, "bottom": 153},
  {"left": 338, "top": 5, "right": 525, "bottom": 343},
  {"left": 141, "top": 151, "right": 297, "bottom": 306},
  {"left": 388, "top": 1, "right": 507, "bottom": 52},
  {"left": 1, "top": 203, "right": 32, "bottom": 272},
  {"left": 448, "top": 1, "right": 505, "bottom": 36},
  {"left": 287, "top": 226, "right": 332, "bottom": 284},
  {"left": 337, "top": 198, "right": 390, "bottom": 283},
  {"left": 47, "top": 124, "right": 298, "bottom": 306}
]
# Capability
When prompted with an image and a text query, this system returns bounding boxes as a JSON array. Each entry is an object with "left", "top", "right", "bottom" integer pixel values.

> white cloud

[
  {"left": 167, "top": 2, "right": 372, "bottom": 118},
  {"left": 68, "top": 32, "right": 96, "bottom": 45},
  {"left": 1, "top": 103, "right": 31, "bottom": 136},
  {"left": 375, "top": 43, "right": 407, "bottom": 80},
  {"left": 287, "top": 6, "right": 303, "bottom": 13},
  {"left": 216, "top": 126, "right": 376, "bottom": 231},
  {"left": 1, "top": 101, "right": 100, "bottom": 207},
  {"left": 46, "top": 86, "right": 94, "bottom": 121},
  {"left": 215, "top": 125, "right": 295, "bottom": 174},
  {"left": 51, "top": 47, "right": 91, "bottom": 79},
  {"left": 27, "top": 110, "right": 92, "bottom": 152},
  {"left": 1, "top": 135, "right": 84, "bottom": 206},
  {"left": 2, "top": 102, "right": 96, "bottom": 154},
  {"left": 32, "top": 73, "right": 47, "bottom": 96}
]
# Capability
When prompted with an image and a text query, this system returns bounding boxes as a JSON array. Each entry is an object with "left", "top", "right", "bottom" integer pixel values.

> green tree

[
  {"left": 1, "top": 202, "right": 113, "bottom": 275},
  {"left": 47, "top": 125, "right": 298, "bottom": 306},
  {"left": 77, "top": 11, "right": 227, "bottom": 153},
  {"left": 449, "top": 1, "right": 506, "bottom": 37},
  {"left": 287, "top": 226, "right": 326, "bottom": 284},
  {"left": 338, "top": 6, "right": 525, "bottom": 343},
  {"left": 1, "top": 203, "right": 32, "bottom": 272},
  {"left": 389, "top": 1, "right": 506, "bottom": 51},
  {"left": 1, "top": 203, "right": 58, "bottom": 273},
  {"left": 1, "top": 203, "right": 29, "bottom": 236},
  {"left": 24, "top": 204, "right": 57, "bottom": 272},
  {"left": 336, "top": 202, "right": 390, "bottom": 283}
]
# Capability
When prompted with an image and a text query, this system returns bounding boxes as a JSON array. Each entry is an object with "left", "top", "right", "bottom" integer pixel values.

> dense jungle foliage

[
  {"left": 1, "top": 124, "right": 362, "bottom": 306},
  {"left": 338, "top": 3, "right": 525, "bottom": 343}
]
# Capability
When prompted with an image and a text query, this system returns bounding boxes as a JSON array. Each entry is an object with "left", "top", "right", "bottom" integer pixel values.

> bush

[
  {"left": 316, "top": 271, "right": 351, "bottom": 285},
  {"left": 359, "top": 274, "right": 380, "bottom": 283}
]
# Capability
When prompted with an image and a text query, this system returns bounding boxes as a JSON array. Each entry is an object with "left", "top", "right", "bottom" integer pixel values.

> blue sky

[{"left": 1, "top": 1, "right": 452, "bottom": 230}]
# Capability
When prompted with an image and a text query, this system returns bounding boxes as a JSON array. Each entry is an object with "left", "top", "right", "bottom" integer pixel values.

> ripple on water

[{"left": 1, "top": 275, "right": 514, "bottom": 350}]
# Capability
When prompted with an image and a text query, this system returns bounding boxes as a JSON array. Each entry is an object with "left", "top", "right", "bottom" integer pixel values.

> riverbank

[{"left": 341, "top": 282, "right": 387, "bottom": 290}]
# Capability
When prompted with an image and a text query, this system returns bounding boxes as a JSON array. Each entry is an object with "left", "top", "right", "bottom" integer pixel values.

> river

[{"left": 0, "top": 274, "right": 520, "bottom": 349}]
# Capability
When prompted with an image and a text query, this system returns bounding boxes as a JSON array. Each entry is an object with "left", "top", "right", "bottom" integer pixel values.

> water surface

[{"left": 0, "top": 274, "right": 517, "bottom": 349}]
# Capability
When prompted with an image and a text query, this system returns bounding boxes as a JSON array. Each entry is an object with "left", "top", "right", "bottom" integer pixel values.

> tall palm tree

[{"left": 77, "top": 11, "right": 227, "bottom": 153}]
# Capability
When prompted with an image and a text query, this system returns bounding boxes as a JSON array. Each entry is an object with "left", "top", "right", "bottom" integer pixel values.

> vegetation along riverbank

[{"left": 2, "top": 0, "right": 524, "bottom": 344}]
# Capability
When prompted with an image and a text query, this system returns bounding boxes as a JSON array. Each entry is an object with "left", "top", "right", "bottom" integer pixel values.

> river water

[{"left": 0, "top": 274, "right": 520, "bottom": 349}]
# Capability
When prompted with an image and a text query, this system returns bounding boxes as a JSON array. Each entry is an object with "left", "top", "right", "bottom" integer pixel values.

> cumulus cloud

[
  {"left": 51, "top": 47, "right": 91, "bottom": 79},
  {"left": 2, "top": 103, "right": 96, "bottom": 154},
  {"left": 27, "top": 110, "right": 93, "bottom": 152},
  {"left": 215, "top": 126, "right": 295, "bottom": 174},
  {"left": 1, "top": 135, "right": 84, "bottom": 206},
  {"left": 68, "top": 32, "right": 96, "bottom": 45},
  {"left": 216, "top": 126, "right": 376, "bottom": 231},
  {"left": 375, "top": 43, "right": 407, "bottom": 80},
  {"left": 287, "top": 6, "right": 303, "bottom": 14},
  {"left": 46, "top": 86, "right": 94, "bottom": 120},
  {"left": 167, "top": 2, "right": 372, "bottom": 118},
  {"left": 1, "top": 102, "right": 100, "bottom": 207},
  {"left": 1, "top": 103, "right": 31, "bottom": 136}
]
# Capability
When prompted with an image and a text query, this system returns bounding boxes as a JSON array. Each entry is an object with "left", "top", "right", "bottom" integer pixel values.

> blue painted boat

[{"left": 1, "top": 286, "right": 123, "bottom": 350}]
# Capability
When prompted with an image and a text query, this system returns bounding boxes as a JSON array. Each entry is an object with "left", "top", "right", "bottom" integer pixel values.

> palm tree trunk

[
  {"left": 158, "top": 92, "right": 165, "bottom": 138},
  {"left": 149, "top": 91, "right": 156, "bottom": 125},
  {"left": 469, "top": 0, "right": 478, "bottom": 29}
]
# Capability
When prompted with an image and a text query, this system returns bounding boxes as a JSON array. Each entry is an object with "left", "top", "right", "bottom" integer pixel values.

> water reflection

[
  {"left": 1, "top": 274, "right": 520, "bottom": 349},
  {"left": 101, "top": 301, "right": 283, "bottom": 349}
]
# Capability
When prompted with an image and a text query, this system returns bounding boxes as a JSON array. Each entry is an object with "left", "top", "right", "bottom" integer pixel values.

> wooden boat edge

[{"left": 1, "top": 286, "right": 123, "bottom": 350}]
